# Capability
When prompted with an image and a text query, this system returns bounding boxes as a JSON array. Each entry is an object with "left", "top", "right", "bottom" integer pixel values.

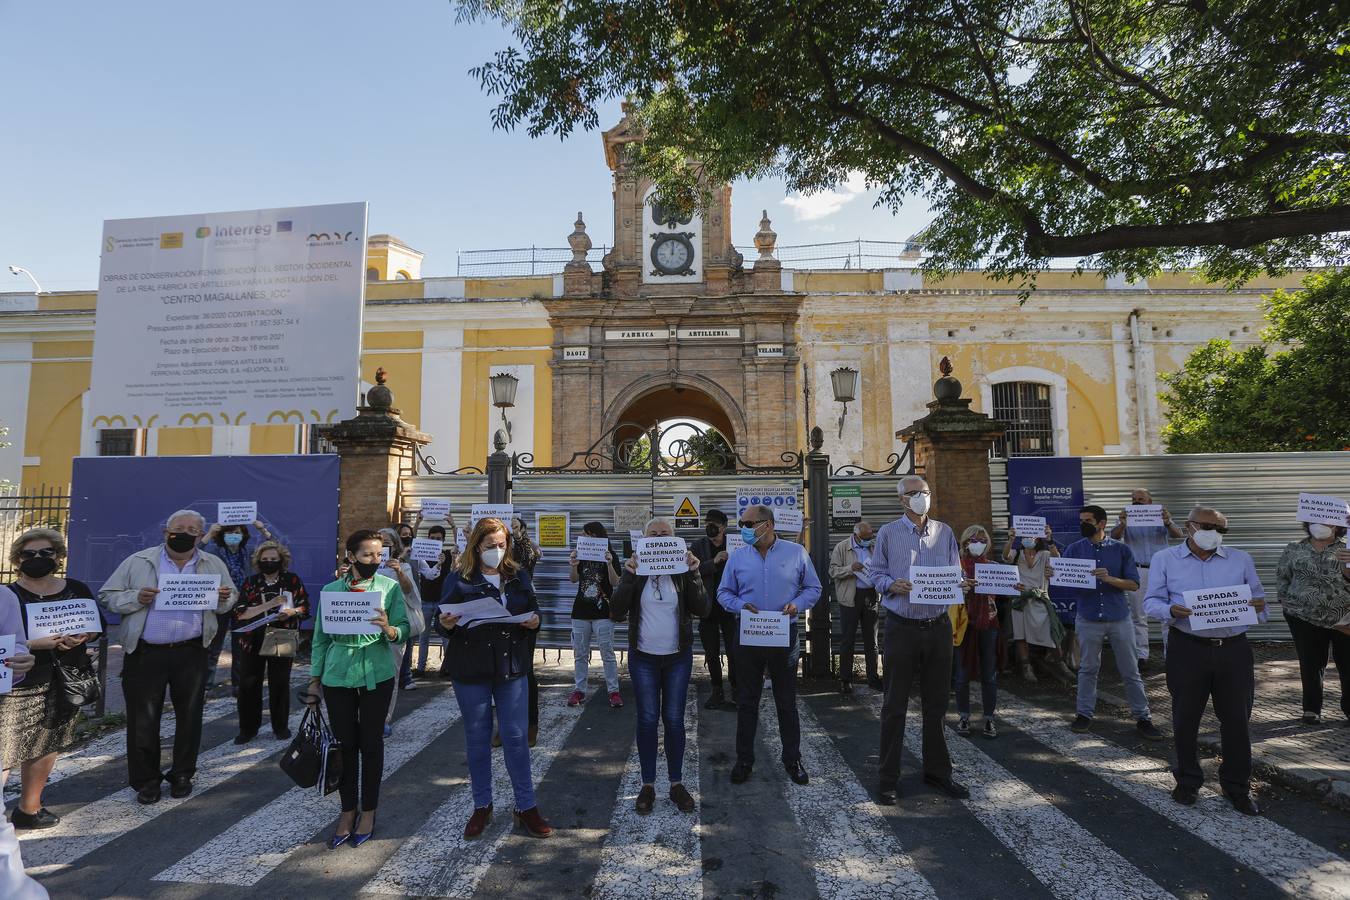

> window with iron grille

[
  {"left": 97, "top": 429, "right": 137, "bottom": 456},
  {"left": 991, "top": 382, "right": 1055, "bottom": 457},
  {"left": 307, "top": 424, "right": 337, "bottom": 455}
]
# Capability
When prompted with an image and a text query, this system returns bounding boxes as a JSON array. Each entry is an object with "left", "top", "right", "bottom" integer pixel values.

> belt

[
  {"left": 1169, "top": 626, "right": 1245, "bottom": 647},
  {"left": 1137, "top": 563, "right": 1149, "bottom": 568},
  {"left": 888, "top": 611, "right": 949, "bottom": 629},
  {"left": 140, "top": 639, "right": 201, "bottom": 651}
]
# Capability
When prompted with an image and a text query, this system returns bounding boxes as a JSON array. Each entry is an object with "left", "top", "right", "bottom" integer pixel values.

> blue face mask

[
  {"left": 224, "top": 533, "right": 243, "bottom": 548},
  {"left": 862, "top": 539, "right": 875, "bottom": 549},
  {"left": 740, "top": 525, "right": 761, "bottom": 546}
]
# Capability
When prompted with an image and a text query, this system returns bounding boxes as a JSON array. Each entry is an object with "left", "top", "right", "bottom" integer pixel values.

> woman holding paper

[
  {"left": 232, "top": 541, "right": 309, "bottom": 744},
  {"left": 567, "top": 521, "right": 622, "bottom": 708},
  {"left": 952, "top": 526, "right": 1003, "bottom": 739},
  {"left": 610, "top": 517, "right": 707, "bottom": 815},
  {"left": 1001, "top": 524, "right": 1069, "bottom": 683},
  {"left": 304, "top": 529, "right": 409, "bottom": 850},
  {"left": 2, "top": 528, "right": 99, "bottom": 830},
  {"left": 437, "top": 517, "right": 550, "bottom": 840},
  {"left": 1277, "top": 520, "right": 1350, "bottom": 725}
]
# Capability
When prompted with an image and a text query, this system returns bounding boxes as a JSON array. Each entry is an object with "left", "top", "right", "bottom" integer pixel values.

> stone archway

[{"left": 603, "top": 374, "right": 746, "bottom": 454}]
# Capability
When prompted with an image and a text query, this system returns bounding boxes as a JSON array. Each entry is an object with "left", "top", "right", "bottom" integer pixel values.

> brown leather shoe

[
  {"left": 635, "top": 784, "right": 656, "bottom": 814},
  {"left": 528, "top": 726, "right": 537, "bottom": 748},
  {"left": 463, "top": 804, "right": 493, "bottom": 839},
  {"left": 514, "top": 806, "right": 552, "bottom": 838},
  {"left": 669, "top": 783, "right": 696, "bottom": 813}
]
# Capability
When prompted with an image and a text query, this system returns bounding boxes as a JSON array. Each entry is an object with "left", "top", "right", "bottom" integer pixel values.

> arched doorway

[{"left": 608, "top": 384, "right": 739, "bottom": 473}]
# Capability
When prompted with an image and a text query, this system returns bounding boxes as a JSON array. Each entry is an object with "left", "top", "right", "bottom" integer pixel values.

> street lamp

[
  {"left": 489, "top": 371, "right": 520, "bottom": 441},
  {"left": 830, "top": 366, "right": 859, "bottom": 439},
  {"left": 7, "top": 266, "right": 44, "bottom": 294}
]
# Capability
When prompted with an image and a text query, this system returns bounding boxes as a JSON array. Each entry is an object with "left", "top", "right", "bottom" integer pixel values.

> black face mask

[
  {"left": 351, "top": 559, "right": 380, "bottom": 580},
  {"left": 1080, "top": 522, "right": 1099, "bottom": 537},
  {"left": 20, "top": 557, "right": 59, "bottom": 578},
  {"left": 258, "top": 559, "right": 283, "bottom": 575},
  {"left": 705, "top": 524, "right": 722, "bottom": 538},
  {"left": 166, "top": 532, "right": 197, "bottom": 553}
]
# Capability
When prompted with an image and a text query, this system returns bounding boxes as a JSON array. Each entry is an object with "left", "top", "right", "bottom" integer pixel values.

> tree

[
  {"left": 459, "top": 0, "right": 1349, "bottom": 284},
  {"left": 683, "top": 428, "right": 735, "bottom": 472},
  {"left": 1160, "top": 268, "right": 1350, "bottom": 452}
]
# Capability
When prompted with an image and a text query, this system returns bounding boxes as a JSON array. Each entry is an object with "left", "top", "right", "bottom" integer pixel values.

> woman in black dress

[{"left": 233, "top": 541, "right": 309, "bottom": 743}]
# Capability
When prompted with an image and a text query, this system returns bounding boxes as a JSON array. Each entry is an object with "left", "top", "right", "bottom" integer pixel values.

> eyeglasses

[
  {"left": 902, "top": 490, "right": 932, "bottom": 498},
  {"left": 1187, "top": 520, "right": 1229, "bottom": 534},
  {"left": 737, "top": 520, "right": 764, "bottom": 529},
  {"left": 19, "top": 548, "right": 58, "bottom": 560}
]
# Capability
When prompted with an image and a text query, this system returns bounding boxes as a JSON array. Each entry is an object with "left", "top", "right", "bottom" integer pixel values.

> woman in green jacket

[{"left": 304, "top": 530, "right": 409, "bottom": 849}]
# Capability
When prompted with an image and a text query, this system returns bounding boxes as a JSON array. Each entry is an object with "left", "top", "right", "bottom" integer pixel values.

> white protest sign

[
  {"left": 774, "top": 506, "right": 804, "bottom": 534},
  {"left": 440, "top": 598, "right": 510, "bottom": 628},
  {"left": 409, "top": 538, "right": 444, "bottom": 563},
  {"left": 1297, "top": 492, "right": 1350, "bottom": 528},
  {"left": 1183, "top": 584, "right": 1259, "bottom": 632},
  {"left": 456, "top": 529, "right": 469, "bottom": 553},
  {"left": 1125, "top": 504, "right": 1165, "bottom": 528},
  {"left": 614, "top": 505, "right": 650, "bottom": 534},
  {"left": 1012, "top": 515, "right": 1047, "bottom": 536},
  {"left": 909, "top": 565, "right": 963, "bottom": 605},
  {"left": 0, "top": 635, "right": 12, "bottom": 694},
  {"left": 635, "top": 537, "right": 689, "bottom": 575},
  {"left": 974, "top": 563, "right": 1021, "bottom": 597},
  {"left": 575, "top": 536, "right": 610, "bottom": 563},
  {"left": 217, "top": 501, "right": 257, "bottom": 526},
  {"left": 470, "top": 504, "right": 513, "bottom": 529},
  {"left": 725, "top": 531, "right": 746, "bottom": 552},
  {"left": 739, "top": 611, "right": 790, "bottom": 647},
  {"left": 156, "top": 574, "right": 220, "bottom": 611},
  {"left": 88, "top": 202, "right": 366, "bottom": 428},
  {"left": 25, "top": 598, "right": 103, "bottom": 640},
  {"left": 378, "top": 546, "right": 390, "bottom": 564},
  {"left": 628, "top": 530, "right": 644, "bottom": 543},
  {"left": 419, "top": 498, "right": 451, "bottom": 520},
  {"left": 320, "top": 591, "right": 382, "bottom": 635},
  {"left": 1049, "top": 557, "right": 1097, "bottom": 589},
  {"left": 737, "top": 484, "right": 800, "bottom": 533}
]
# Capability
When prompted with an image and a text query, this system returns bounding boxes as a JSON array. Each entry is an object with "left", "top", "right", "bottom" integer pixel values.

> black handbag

[
  {"left": 43, "top": 655, "right": 100, "bottom": 727},
  {"left": 279, "top": 700, "right": 342, "bottom": 794}
]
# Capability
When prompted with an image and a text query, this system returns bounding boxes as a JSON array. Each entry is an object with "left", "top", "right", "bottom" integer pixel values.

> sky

[{"left": 0, "top": 1, "right": 932, "bottom": 292}]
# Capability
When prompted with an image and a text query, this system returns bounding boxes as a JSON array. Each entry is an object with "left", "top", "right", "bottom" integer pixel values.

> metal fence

[
  {"left": 0, "top": 484, "right": 71, "bottom": 582},
  {"left": 991, "top": 451, "right": 1350, "bottom": 640}
]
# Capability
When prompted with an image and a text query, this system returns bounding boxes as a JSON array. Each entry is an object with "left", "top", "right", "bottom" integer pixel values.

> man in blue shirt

[
  {"left": 717, "top": 504, "right": 821, "bottom": 787},
  {"left": 1144, "top": 506, "right": 1267, "bottom": 815},
  {"left": 1063, "top": 505, "right": 1161, "bottom": 740},
  {"left": 1110, "top": 487, "right": 1185, "bottom": 670},
  {"left": 866, "top": 475, "right": 970, "bottom": 806}
]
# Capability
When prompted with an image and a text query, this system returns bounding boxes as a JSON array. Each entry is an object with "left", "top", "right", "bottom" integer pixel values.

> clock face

[{"left": 651, "top": 234, "right": 694, "bottom": 275}]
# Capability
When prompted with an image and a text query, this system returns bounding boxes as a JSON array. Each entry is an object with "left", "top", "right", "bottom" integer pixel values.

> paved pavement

[{"left": 6, "top": 645, "right": 1348, "bottom": 899}]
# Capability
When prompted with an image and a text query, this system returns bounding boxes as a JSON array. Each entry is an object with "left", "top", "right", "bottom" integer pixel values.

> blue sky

[{"left": 0, "top": 1, "right": 930, "bottom": 291}]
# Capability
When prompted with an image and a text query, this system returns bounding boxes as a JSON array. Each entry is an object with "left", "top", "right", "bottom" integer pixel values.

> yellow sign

[
  {"left": 159, "top": 232, "right": 184, "bottom": 249},
  {"left": 673, "top": 495, "right": 699, "bottom": 525},
  {"left": 535, "top": 512, "right": 570, "bottom": 549}
]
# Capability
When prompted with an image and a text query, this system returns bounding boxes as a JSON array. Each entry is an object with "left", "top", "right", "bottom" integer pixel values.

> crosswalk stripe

[
  {"left": 151, "top": 690, "right": 462, "bottom": 886},
  {"left": 997, "top": 696, "right": 1350, "bottom": 900},
  {"left": 20, "top": 705, "right": 306, "bottom": 875},
  {"left": 362, "top": 690, "right": 582, "bottom": 898},
  {"left": 858, "top": 693, "right": 1175, "bottom": 900},
  {"left": 779, "top": 699, "right": 940, "bottom": 898},
  {"left": 591, "top": 692, "right": 701, "bottom": 900}
]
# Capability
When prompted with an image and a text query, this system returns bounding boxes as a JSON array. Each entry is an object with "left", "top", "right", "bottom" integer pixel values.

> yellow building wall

[
  {"left": 250, "top": 425, "right": 298, "bottom": 455},
  {"left": 157, "top": 427, "right": 213, "bottom": 456},
  {"left": 22, "top": 341, "right": 92, "bottom": 489},
  {"left": 458, "top": 328, "right": 554, "bottom": 467},
  {"left": 360, "top": 331, "right": 425, "bottom": 431}
]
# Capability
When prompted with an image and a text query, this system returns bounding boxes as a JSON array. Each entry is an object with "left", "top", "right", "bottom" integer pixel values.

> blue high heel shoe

[
  {"left": 352, "top": 813, "right": 376, "bottom": 847},
  {"left": 328, "top": 831, "right": 351, "bottom": 850}
]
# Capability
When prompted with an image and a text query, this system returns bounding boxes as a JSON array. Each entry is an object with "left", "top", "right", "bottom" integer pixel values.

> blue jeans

[
  {"left": 571, "top": 618, "right": 619, "bottom": 693},
  {"left": 416, "top": 602, "right": 443, "bottom": 669},
  {"left": 954, "top": 627, "right": 999, "bottom": 718},
  {"left": 453, "top": 675, "right": 535, "bottom": 810},
  {"left": 1076, "top": 616, "right": 1151, "bottom": 720},
  {"left": 628, "top": 648, "right": 693, "bottom": 785}
]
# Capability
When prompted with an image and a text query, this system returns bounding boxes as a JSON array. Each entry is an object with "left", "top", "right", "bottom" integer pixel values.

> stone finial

[
  {"left": 809, "top": 425, "right": 825, "bottom": 452},
  {"left": 367, "top": 366, "right": 393, "bottom": 410},
  {"left": 754, "top": 209, "right": 778, "bottom": 261},
  {"left": 492, "top": 429, "right": 509, "bottom": 453},
  {"left": 933, "top": 356, "right": 963, "bottom": 402},
  {"left": 568, "top": 212, "right": 593, "bottom": 263}
]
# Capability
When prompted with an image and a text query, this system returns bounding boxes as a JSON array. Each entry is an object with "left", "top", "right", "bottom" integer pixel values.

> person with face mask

[
  {"left": 689, "top": 509, "right": 738, "bottom": 710},
  {"left": 866, "top": 477, "right": 970, "bottom": 806},
  {"left": 231, "top": 541, "right": 309, "bottom": 744},
  {"left": 437, "top": 518, "right": 550, "bottom": 839},
  {"left": 1110, "top": 488, "right": 1185, "bottom": 672},
  {"left": 305, "top": 530, "right": 410, "bottom": 848},
  {"left": 1062, "top": 507, "right": 1162, "bottom": 741},
  {"left": 412, "top": 524, "right": 452, "bottom": 678},
  {"left": 3, "top": 529, "right": 100, "bottom": 829},
  {"left": 97, "top": 509, "right": 237, "bottom": 804},
  {"left": 952, "top": 526, "right": 1002, "bottom": 738},
  {"left": 1000, "top": 520, "right": 1067, "bottom": 682},
  {"left": 1276, "top": 517, "right": 1350, "bottom": 725},
  {"left": 202, "top": 518, "right": 278, "bottom": 695},
  {"left": 1143, "top": 506, "right": 1268, "bottom": 815},
  {"left": 829, "top": 520, "right": 882, "bottom": 695},
  {"left": 567, "top": 521, "right": 622, "bottom": 708}
]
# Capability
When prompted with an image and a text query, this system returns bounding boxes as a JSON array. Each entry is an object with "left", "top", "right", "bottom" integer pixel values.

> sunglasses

[
  {"left": 737, "top": 520, "right": 765, "bottom": 529},
  {"left": 19, "top": 548, "right": 59, "bottom": 560},
  {"left": 1187, "top": 521, "right": 1229, "bottom": 534}
]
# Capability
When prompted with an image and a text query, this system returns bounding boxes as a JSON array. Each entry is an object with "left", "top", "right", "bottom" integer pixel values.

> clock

[{"left": 650, "top": 233, "right": 695, "bottom": 276}]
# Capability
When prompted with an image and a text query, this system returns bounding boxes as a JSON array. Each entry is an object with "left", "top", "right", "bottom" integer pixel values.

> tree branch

[{"left": 1028, "top": 205, "right": 1350, "bottom": 257}]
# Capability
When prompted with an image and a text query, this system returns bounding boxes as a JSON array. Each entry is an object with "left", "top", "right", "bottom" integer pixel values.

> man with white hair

[
  {"left": 99, "top": 509, "right": 236, "bottom": 804},
  {"left": 867, "top": 475, "right": 970, "bottom": 806},
  {"left": 828, "top": 520, "right": 882, "bottom": 694}
]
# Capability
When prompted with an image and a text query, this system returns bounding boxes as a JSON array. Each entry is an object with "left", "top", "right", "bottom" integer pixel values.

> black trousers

[
  {"left": 1286, "top": 613, "right": 1350, "bottom": 719},
  {"left": 839, "top": 590, "right": 880, "bottom": 682},
  {"left": 879, "top": 612, "right": 952, "bottom": 788},
  {"left": 122, "top": 642, "right": 209, "bottom": 790},
  {"left": 1166, "top": 628, "right": 1254, "bottom": 794},
  {"left": 323, "top": 678, "right": 395, "bottom": 813},
  {"left": 236, "top": 652, "right": 293, "bottom": 735},
  {"left": 699, "top": 606, "right": 739, "bottom": 693},
  {"left": 734, "top": 626, "right": 800, "bottom": 766}
]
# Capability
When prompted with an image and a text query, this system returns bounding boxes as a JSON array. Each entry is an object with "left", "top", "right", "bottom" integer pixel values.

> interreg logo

[
  {"left": 1032, "top": 486, "right": 1074, "bottom": 499},
  {"left": 195, "top": 227, "right": 211, "bottom": 238},
  {"left": 213, "top": 224, "right": 273, "bottom": 237}
]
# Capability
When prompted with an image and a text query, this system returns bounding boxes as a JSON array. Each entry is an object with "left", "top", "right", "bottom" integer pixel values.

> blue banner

[
  {"left": 68, "top": 455, "right": 340, "bottom": 618},
  {"left": 1007, "top": 457, "right": 1084, "bottom": 622}
]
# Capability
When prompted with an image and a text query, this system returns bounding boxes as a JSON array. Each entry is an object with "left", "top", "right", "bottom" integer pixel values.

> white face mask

[
  {"left": 480, "top": 546, "right": 506, "bottom": 569},
  {"left": 1190, "top": 527, "right": 1222, "bottom": 551},
  {"left": 907, "top": 493, "right": 931, "bottom": 516},
  {"left": 1309, "top": 523, "right": 1336, "bottom": 540},
  {"left": 967, "top": 541, "right": 987, "bottom": 556}
]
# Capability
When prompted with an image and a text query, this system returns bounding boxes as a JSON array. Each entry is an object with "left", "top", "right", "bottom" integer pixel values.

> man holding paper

[
  {"left": 97, "top": 509, "right": 236, "bottom": 805},
  {"left": 717, "top": 504, "right": 821, "bottom": 788},
  {"left": 1143, "top": 506, "right": 1267, "bottom": 815},
  {"left": 1110, "top": 488, "right": 1184, "bottom": 670},
  {"left": 866, "top": 475, "right": 970, "bottom": 806}
]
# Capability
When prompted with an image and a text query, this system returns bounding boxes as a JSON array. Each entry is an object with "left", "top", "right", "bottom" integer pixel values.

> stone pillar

[
  {"left": 804, "top": 426, "right": 832, "bottom": 677},
  {"left": 327, "top": 369, "right": 430, "bottom": 542},
  {"left": 897, "top": 358, "right": 1006, "bottom": 539},
  {"left": 486, "top": 429, "right": 511, "bottom": 504}
]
